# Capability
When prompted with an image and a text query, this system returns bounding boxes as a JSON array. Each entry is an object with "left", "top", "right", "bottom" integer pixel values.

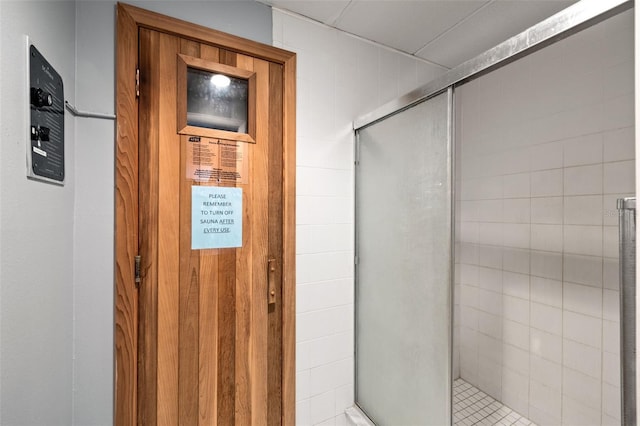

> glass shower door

[{"left": 355, "top": 89, "right": 453, "bottom": 425}]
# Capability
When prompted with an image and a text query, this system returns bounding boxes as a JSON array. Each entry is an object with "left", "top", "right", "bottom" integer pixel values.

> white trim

[{"left": 345, "top": 406, "right": 376, "bottom": 426}]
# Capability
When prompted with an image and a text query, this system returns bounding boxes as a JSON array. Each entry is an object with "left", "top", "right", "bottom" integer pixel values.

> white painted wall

[
  {"left": 0, "top": 1, "right": 3, "bottom": 419},
  {"left": 455, "top": 9, "right": 634, "bottom": 425},
  {"left": 72, "top": 5, "right": 116, "bottom": 424},
  {"left": 636, "top": 3, "right": 640, "bottom": 423},
  {"left": 272, "top": 9, "right": 447, "bottom": 426},
  {"left": 0, "top": 1, "right": 76, "bottom": 424}
]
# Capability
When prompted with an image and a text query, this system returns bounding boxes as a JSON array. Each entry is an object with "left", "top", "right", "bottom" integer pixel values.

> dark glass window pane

[{"left": 186, "top": 67, "right": 249, "bottom": 133}]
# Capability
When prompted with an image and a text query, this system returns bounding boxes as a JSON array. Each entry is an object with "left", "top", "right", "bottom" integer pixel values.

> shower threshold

[{"left": 453, "top": 379, "right": 537, "bottom": 426}]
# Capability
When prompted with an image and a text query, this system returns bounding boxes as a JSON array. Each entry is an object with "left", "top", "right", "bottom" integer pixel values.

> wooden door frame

[{"left": 114, "top": 3, "right": 296, "bottom": 424}]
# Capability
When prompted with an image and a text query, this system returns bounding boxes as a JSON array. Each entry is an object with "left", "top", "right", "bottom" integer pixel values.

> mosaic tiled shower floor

[{"left": 453, "top": 379, "right": 538, "bottom": 426}]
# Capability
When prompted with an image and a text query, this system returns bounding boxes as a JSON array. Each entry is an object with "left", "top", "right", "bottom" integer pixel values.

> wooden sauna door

[{"left": 136, "top": 27, "right": 284, "bottom": 426}]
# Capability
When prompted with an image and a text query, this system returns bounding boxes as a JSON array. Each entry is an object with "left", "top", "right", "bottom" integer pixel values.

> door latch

[
  {"left": 134, "top": 255, "right": 141, "bottom": 288},
  {"left": 267, "top": 258, "right": 277, "bottom": 305}
]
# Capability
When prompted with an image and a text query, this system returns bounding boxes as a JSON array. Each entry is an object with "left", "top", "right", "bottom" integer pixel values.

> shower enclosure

[
  {"left": 353, "top": 1, "right": 635, "bottom": 425},
  {"left": 355, "top": 90, "right": 453, "bottom": 425}
]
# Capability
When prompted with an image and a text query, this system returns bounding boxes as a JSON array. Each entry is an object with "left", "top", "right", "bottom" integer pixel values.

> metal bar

[
  {"left": 353, "top": 129, "right": 362, "bottom": 410},
  {"left": 65, "top": 101, "right": 116, "bottom": 120},
  {"left": 354, "top": 0, "right": 632, "bottom": 130},
  {"left": 447, "top": 86, "right": 455, "bottom": 426},
  {"left": 618, "top": 197, "right": 636, "bottom": 426}
]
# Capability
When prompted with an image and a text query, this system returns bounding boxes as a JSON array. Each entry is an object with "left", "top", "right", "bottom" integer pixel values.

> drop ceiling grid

[
  {"left": 333, "top": 0, "right": 491, "bottom": 55},
  {"left": 260, "top": 0, "right": 581, "bottom": 71}
]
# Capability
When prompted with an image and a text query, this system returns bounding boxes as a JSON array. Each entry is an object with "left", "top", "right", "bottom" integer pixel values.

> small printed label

[
  {"left": 185, "top": 136, "right": 248, "bottom": 184},
  {"left": 33, "top": 146, "right": 47, "bottom": 157}
]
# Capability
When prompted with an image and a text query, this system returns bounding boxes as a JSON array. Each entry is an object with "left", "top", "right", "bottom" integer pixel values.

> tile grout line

[{"left": 453, "top": 378, "right": 537, "bottom": 426}]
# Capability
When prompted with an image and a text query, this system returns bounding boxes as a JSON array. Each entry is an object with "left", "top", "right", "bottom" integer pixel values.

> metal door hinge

[
  {"left": 134, "top": 255, "right": 141, "bottom": 288},
  {"left": 135, "top": 68, "right": 140, "bottom": 98}
]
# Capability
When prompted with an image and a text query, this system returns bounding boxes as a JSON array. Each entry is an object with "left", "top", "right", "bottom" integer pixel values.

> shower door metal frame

[{"left": 353, "top": 0, "right": 635, "bottom": 424}]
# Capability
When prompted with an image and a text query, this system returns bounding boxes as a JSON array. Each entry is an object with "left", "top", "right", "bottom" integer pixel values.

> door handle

[
  {"left": 618, "top": 197, "right": 636, "bottom": 425},
  {"left": 267, "top": 258, "right": 277, "bottom": 305}
]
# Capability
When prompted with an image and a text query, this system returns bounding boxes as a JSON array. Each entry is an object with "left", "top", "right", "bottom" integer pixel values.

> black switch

[
  {"left": 30, "top": 87, "right": 53, "bottom": 108},
  {"left": 31, "top": 125, "right": 50, "bottom": 141},
  {"left": 38, "top": 126, "right": 50, "bottom": 141}
]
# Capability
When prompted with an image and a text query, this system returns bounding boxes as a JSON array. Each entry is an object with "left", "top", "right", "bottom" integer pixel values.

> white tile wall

[
  {"left": 455, "top": 9, "right": 634, "bottom": 426},
  {"left": 273, "top": 8, "right": 446, "bottom": 425}
]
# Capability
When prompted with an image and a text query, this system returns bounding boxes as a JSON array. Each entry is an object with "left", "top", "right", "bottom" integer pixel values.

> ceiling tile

[
  {"left": 415, "top": 0, "right": 578, "bottom": 68},
  {"left": 334, "top": 0, "right": 490, "bottom": 54},
  {"left": 262, "top": 0, "right": 350, "bottom": 24}
]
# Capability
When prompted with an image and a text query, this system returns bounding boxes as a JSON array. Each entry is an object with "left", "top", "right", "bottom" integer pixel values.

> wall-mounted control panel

[{"left": 27, "top": 41, "right": 64, "bottom": 185}]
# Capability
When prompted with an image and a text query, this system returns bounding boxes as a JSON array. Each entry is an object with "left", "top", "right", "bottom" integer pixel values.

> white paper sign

[{"left": 191, "top": 186, "right": 242, "bottom": 249}]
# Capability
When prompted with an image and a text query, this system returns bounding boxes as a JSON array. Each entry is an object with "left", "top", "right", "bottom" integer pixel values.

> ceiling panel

[
  {"left": 333, "top": 0, "right": 490, "bottom": 55},
  {"left": 415, "top": 0, "right": 578, "bottom": 68},
  {"left": 262, "top": 0, "right": 584, "bottom": 70},
  {"left": 263, "top": 0, "right": 350, "bottom": 24}
]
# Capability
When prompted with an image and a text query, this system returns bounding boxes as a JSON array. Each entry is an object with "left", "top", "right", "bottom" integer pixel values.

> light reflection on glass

[{"left": 187, "top": 67, "right": 248, "bottom": 133}]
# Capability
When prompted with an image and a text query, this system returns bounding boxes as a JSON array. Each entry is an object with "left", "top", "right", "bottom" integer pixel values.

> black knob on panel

[
  {"left": 30, "top": 125, "right": 50, "bottom": 141},
  {"left": 38, "top": 126, "right": 50, "bottom": 141},
  {"left": 30, "top": 87, "right": 53, "bottom": 108}
]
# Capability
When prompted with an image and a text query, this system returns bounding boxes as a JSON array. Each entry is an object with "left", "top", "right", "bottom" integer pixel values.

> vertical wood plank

[
  {"left": 216, "top": 254, "right": 236, "bottom": 426},
  {"left": 137, "top": 28, "right": 160, "bottom": 426},
  {"left": 115, "top": 4, "right": 140, "bottom": 424},
  {"left": 157, "top": 32, "right": 181, "bottom": 426},
  {"left": 179, "top": 38, "right": 201, "bottom": 426},
  {"left": 199, "top": 44, "right": 220, "bottom": 62},
  {"left": 233, "top": 53, "right": 256, "bottom": 426},
  {"left": 219, "top": 49, "right": 237, "bottom": 68},
  {"left": 197, "top": 42, "right": 220, "bottom": 426},
  {"left": 197, "top": 249, "right": 218, "bottom": 425},
  {"left": 281, "top": 54, "right": 297, "bottom": 426},
  {"left": 267, "top": 62, "right": 284, "bottom": 426},
  {"left": 217, "top": 49, "right": 238, "bottom": 426},
  {"left": 249, "top": 57, "right": 271, "bottom": 426}
]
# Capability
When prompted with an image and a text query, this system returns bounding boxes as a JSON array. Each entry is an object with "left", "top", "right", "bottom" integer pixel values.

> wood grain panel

[
  {"left": 197, "top": 248, "right": 219, "bottom": 426},
  {"left": 267, "top": 62, "right": 284, "bottom": 426},
  {"left": 281, "top": 54, "right": 297, "bottom": 426},
  {"left": 216, "top": 253, "right": 236, "bottom": 426},
  {"left": 219, "top": 49, "right": 237, "bottom": 68},
  {"left": 115, "top": 5, "right": 140, "bottom": 425},
  {"left": 199, "top": 44, "right": 220, "bottom": 63},
  {"left": 116, "top": 6, "right": 297, "bottom": 425},
  {"left": 138, "top": 28, "right": 159, "bottom": 426},
  {"left": 157, "top": 32, "right": 181, "bottom": 426},
  {"left": 119, "top": 3, "right": 294, "bottom": 65},
  {"left": 233, "top": 52, "right": 255, "bottom": 426},
  {"left": 216, "top": 48, "right": 238, "bottom": 426},
  {"left": 179, "top": 38, "right": 202, "bottom": 426},
  {"left": 197, "top": 43, "right": 221, "bottom": 426},
  {"left": 250, "top": 57, "right": 271, "bottom": 426}
]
